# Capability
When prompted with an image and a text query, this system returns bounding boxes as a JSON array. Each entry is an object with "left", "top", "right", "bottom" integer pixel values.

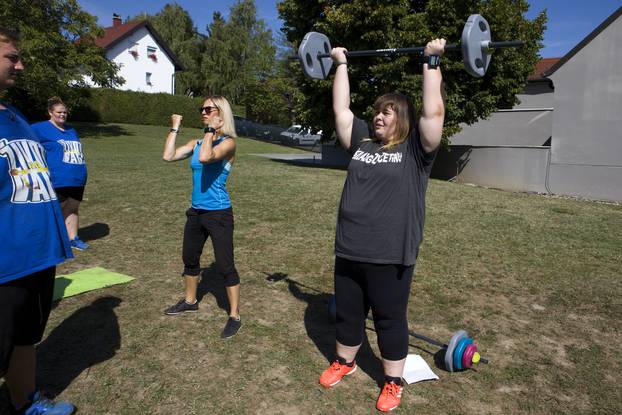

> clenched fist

[{"left": 171, "top": 114, "right": 183, "bottom": 129}]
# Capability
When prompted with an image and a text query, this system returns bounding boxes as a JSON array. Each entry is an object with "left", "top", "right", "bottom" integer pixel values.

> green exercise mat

[{"left": 53, "top": 267, "right": 134, "bottom": 300}]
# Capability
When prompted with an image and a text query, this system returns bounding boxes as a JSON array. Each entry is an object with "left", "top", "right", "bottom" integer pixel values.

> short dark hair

[
  {"left": 47, "top": 96, "right": 65, "bottom": 111},
  {"left": 0, "top": 26, "right": 20, "bottom": 44}
]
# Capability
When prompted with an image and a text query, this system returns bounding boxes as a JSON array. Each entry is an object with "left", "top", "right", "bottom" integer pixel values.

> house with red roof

[{"left": 88, "top": 14, "right": 184, "bottom": 94}]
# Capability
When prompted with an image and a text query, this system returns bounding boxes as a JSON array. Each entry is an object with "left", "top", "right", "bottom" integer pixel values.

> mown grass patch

[{"left": 1, "top": 121, "right": 620, "bottom": 414}]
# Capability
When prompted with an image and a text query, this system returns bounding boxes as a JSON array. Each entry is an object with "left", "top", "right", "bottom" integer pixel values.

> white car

[
  {"left": 280, "top": 125, "right": 322, "bottom": 146},
  {"left": 279, "top": 125, "right": 303, "bottom": 144}
]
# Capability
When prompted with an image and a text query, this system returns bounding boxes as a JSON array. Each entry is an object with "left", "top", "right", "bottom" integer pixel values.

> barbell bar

[
  {"left": 292, "top": 14, "right": 524, "bottom": 79},
  {"left": 328, "top": 295, "right": 489, "bottom": 372}
]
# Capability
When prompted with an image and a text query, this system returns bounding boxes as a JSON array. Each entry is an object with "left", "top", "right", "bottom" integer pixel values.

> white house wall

[
  {"left": 548, "top": 13, "right": 622, "bottom": 201},
  {"left": 106, "top": 27, "right": 175, "bottom": 94}
]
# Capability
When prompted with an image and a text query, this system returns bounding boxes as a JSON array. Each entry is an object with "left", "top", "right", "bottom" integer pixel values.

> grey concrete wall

[
  {"left": 433, "top": 146, "right": 549, "bottom": 193},
  {"left": 450, "top": 110, "right": 553, "bottom": 146},
  {"left": 548, "top": 13, "right": 622, "bottom": 201},
  {"left": 450, "top": 82, "right": 554, "bottom": 147}
]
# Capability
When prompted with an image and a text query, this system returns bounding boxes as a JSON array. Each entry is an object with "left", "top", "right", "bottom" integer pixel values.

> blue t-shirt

[
  {"left": 0, "top": 104, "right": 73, "bottom": 283},
  {"left": 31, "top": 120, "right": 87, "bottom": 188},
  {"left": 190, "top": 137, "right": 232, "bottom": 210}
]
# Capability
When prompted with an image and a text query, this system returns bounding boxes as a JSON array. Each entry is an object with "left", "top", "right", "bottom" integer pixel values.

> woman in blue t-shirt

[
  {"left": 31, "top": 97, "right": 89, "bottom": 250},
  {"left": 161, "top": 95, "right": 242, "bottom": 339}
]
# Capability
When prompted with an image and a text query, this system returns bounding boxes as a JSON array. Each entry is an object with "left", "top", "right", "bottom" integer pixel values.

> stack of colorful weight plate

[{"left": 445, "top": 330, "right": 482, "bottom": 372}]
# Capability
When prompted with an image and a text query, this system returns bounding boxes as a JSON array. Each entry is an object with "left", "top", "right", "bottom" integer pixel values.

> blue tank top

[
  {"left": 190, "top": 136, "right": 232, "bottom": 210},
  {"left": 0, "top": 104, "right": 73, "bottom": 283},
  {"left": 31, "top": 121, "right": 88, "bottom": 188}
]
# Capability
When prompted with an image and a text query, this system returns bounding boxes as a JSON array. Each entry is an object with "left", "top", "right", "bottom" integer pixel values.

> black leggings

[
  {"left": 334, "top": 257, "right": 414, "bottom": 361},
  {"left": 0, "top": 267, "right": 56, "bottom": 377},
  {"left": 182, "top": 207, "right": 239, "bottom": 286}
]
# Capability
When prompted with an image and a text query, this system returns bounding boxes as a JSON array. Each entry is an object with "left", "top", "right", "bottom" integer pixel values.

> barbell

[
  {"left": 328, "top": 295, "right": 489, "bottom": 372},
  {"left": 291, "top": 14, "right": 524, "bottom": 79}
]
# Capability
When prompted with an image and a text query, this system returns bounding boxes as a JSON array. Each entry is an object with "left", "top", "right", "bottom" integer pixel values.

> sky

[{"left": 78, "top": 0, "right": 622, "bottom": 58}]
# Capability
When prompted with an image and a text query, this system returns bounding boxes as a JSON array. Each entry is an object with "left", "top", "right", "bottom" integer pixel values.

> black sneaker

[
  {"left": 221, "top": 317, "right": 241, "bottom": 338},
  {"left": 164, "top": 299, "right": 198, "bottom": 315}
]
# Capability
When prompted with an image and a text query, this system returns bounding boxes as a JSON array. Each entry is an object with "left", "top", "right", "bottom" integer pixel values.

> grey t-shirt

[{"left": 335, "top": 116, "right": 437, "bottom": 265}]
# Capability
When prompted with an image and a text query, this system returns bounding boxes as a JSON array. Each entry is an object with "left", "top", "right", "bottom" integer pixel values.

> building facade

[{"left": 89, "top": 15, "right": 183, "bottom": 94}]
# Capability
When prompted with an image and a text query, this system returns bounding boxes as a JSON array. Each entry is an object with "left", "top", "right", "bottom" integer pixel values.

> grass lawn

[{"left": 2, "top": 122, "right": 621, "bottom": 414}]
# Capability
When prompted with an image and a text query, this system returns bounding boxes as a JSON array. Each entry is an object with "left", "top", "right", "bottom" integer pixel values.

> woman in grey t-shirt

[{"left": 318, "top": 39, "right": 446, "bottom": 412}]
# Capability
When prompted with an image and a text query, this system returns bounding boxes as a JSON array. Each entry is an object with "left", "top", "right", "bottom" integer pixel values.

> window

[
  {"left": 129, "top": 42, "right": 139, "bottom": 58},
  {"left": 147, "top": 46, "right": 157, "bottom": 61},
  {"left": 146, "top": 72, "right": 152, "bottom": 86}
]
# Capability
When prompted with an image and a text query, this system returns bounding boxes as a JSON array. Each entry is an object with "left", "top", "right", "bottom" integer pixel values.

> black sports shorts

[{"left": 55, "top": 186, "right": 85, "bottom": 202}]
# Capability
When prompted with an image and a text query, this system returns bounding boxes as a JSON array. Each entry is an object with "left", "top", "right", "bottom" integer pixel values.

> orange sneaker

[
  {"left": 376, "top": 381, "right": 404, "bottom": 412},
  {"left": 319, "top": 360, "right": 357, "bottom": 388}
]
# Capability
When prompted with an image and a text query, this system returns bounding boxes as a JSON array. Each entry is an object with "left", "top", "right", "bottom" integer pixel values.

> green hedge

[{"left": 71, "top": 88, "right": 244, "bottom": 128}]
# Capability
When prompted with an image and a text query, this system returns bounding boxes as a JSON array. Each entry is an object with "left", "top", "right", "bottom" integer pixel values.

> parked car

[
  {"left": 279, "top": 125, "right": 304, "bottom": 144},
  {"left": 279, "top": 125, "right": 322, "bottom": 146}
]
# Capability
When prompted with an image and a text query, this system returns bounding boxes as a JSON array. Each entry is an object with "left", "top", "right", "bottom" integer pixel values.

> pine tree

[{"left": 145, "top": 3, "right": 206, "bottom": 96}]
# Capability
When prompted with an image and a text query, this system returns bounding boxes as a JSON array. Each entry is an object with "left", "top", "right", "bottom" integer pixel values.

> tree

[
  {"left": 202, "top": 0, "right": 276, "bottom": 104},
  {"left": 245, "top": 77, "right": 300, "bottom": 126},
  {"left": 0, "top": 0, "right": 122, "bottom": 119},
  {"left": 277, "top": 0, "right": 546, "bottom": 141},
  {"left": 202, "top": 12, "right": 234, "bottom": 97},
  {"left": 244, "top": 31, "right": 302, "bottom": 126},
  {"left": 139, "top": 3, "right": 206, "bottom": 97}
]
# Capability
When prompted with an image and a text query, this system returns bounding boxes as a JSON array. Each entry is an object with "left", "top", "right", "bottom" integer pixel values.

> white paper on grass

[{"left": 402, "top": 354, "right": 439, "bottom": 384}]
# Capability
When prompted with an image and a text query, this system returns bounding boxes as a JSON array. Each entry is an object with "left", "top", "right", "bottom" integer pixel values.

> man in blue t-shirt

[{"left": 0, "top": 27, "right": 75, "bottom": 414}]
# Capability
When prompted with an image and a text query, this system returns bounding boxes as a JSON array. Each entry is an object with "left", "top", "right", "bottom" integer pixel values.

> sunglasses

[{"left": 199, "top": 105, "right": 219, "bottom": 114}]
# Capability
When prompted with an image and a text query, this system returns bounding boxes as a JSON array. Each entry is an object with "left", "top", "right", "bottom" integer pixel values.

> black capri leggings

[
  {"left": 334, "top": 256, "right": 414, "bottom": 361},
  {"left": 182, "top": 207, "right": 239, "bottom": 286}
]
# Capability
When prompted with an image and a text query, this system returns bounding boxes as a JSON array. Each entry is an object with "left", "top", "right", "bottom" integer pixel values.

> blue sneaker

[
  {"left": 70, "top": 237, "right": 89, "bottom": 251},
  {"left": 21, "top": 391, "right": 75, "bottom": 415}
]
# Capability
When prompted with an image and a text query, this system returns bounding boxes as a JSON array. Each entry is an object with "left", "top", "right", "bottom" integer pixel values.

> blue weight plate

[{"left": 453, "top": 337, "right": 473, "bottom": 371}]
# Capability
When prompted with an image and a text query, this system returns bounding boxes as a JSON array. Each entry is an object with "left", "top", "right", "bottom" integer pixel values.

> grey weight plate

[
  {"left": 445, "top": 330, "right": 467, "bottom": 372},
  {"left": 461, "top": 14, "right": 492, "bottom": 77},
  {"left": 298, "top": 32, "right": 333, "bottom": 80}
]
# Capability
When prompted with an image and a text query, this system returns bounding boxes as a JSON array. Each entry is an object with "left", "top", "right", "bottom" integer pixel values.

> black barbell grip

[
  {"left": 316, "top": 44, "right": 459, "bottom": 59},
  {"left": 485, "top": 40, "right": 526, "bottom": 49},
  {"left": 315, "top": 40, "right": 523, "bottom": 60}
]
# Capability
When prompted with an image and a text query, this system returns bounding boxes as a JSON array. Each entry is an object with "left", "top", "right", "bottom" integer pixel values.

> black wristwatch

[
  {"left": 203, "top": 127, "right": 216, "bottom": 134},
  {"left": 425, "top": 54, "right": 441, "bottom": 69}
]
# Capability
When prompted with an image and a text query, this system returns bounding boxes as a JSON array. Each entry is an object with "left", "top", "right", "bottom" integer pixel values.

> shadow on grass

[
  {"left": 73, "top": 123, "right": 133, "bottom": 139},
  {"left": 78, "top": 222, "right": 110, "bottom": 243},
  {"left": 269, "top": 158, "right": 347, "bottom": 171},
  {"left": 196, "top": 263, "right": 230, "bottom": 315},
  {"left": 265, "top": 272, "right": 385, "bottom": 387},
  {"left": 35, "top": 296, "right": 121, "bottom": 397}
]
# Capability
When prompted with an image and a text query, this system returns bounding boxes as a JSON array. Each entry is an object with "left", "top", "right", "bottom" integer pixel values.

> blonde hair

[
  {"left": 370, "top": 92, "right": 416, "bottom": 151},
  {"left": 205, "top": 95, "right": 237, "bottom": 138}
]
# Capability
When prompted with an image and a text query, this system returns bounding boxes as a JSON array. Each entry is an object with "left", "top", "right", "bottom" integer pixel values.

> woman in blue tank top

[{"left": 162, "top": 95, "right": 242, "bottom": 339}]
